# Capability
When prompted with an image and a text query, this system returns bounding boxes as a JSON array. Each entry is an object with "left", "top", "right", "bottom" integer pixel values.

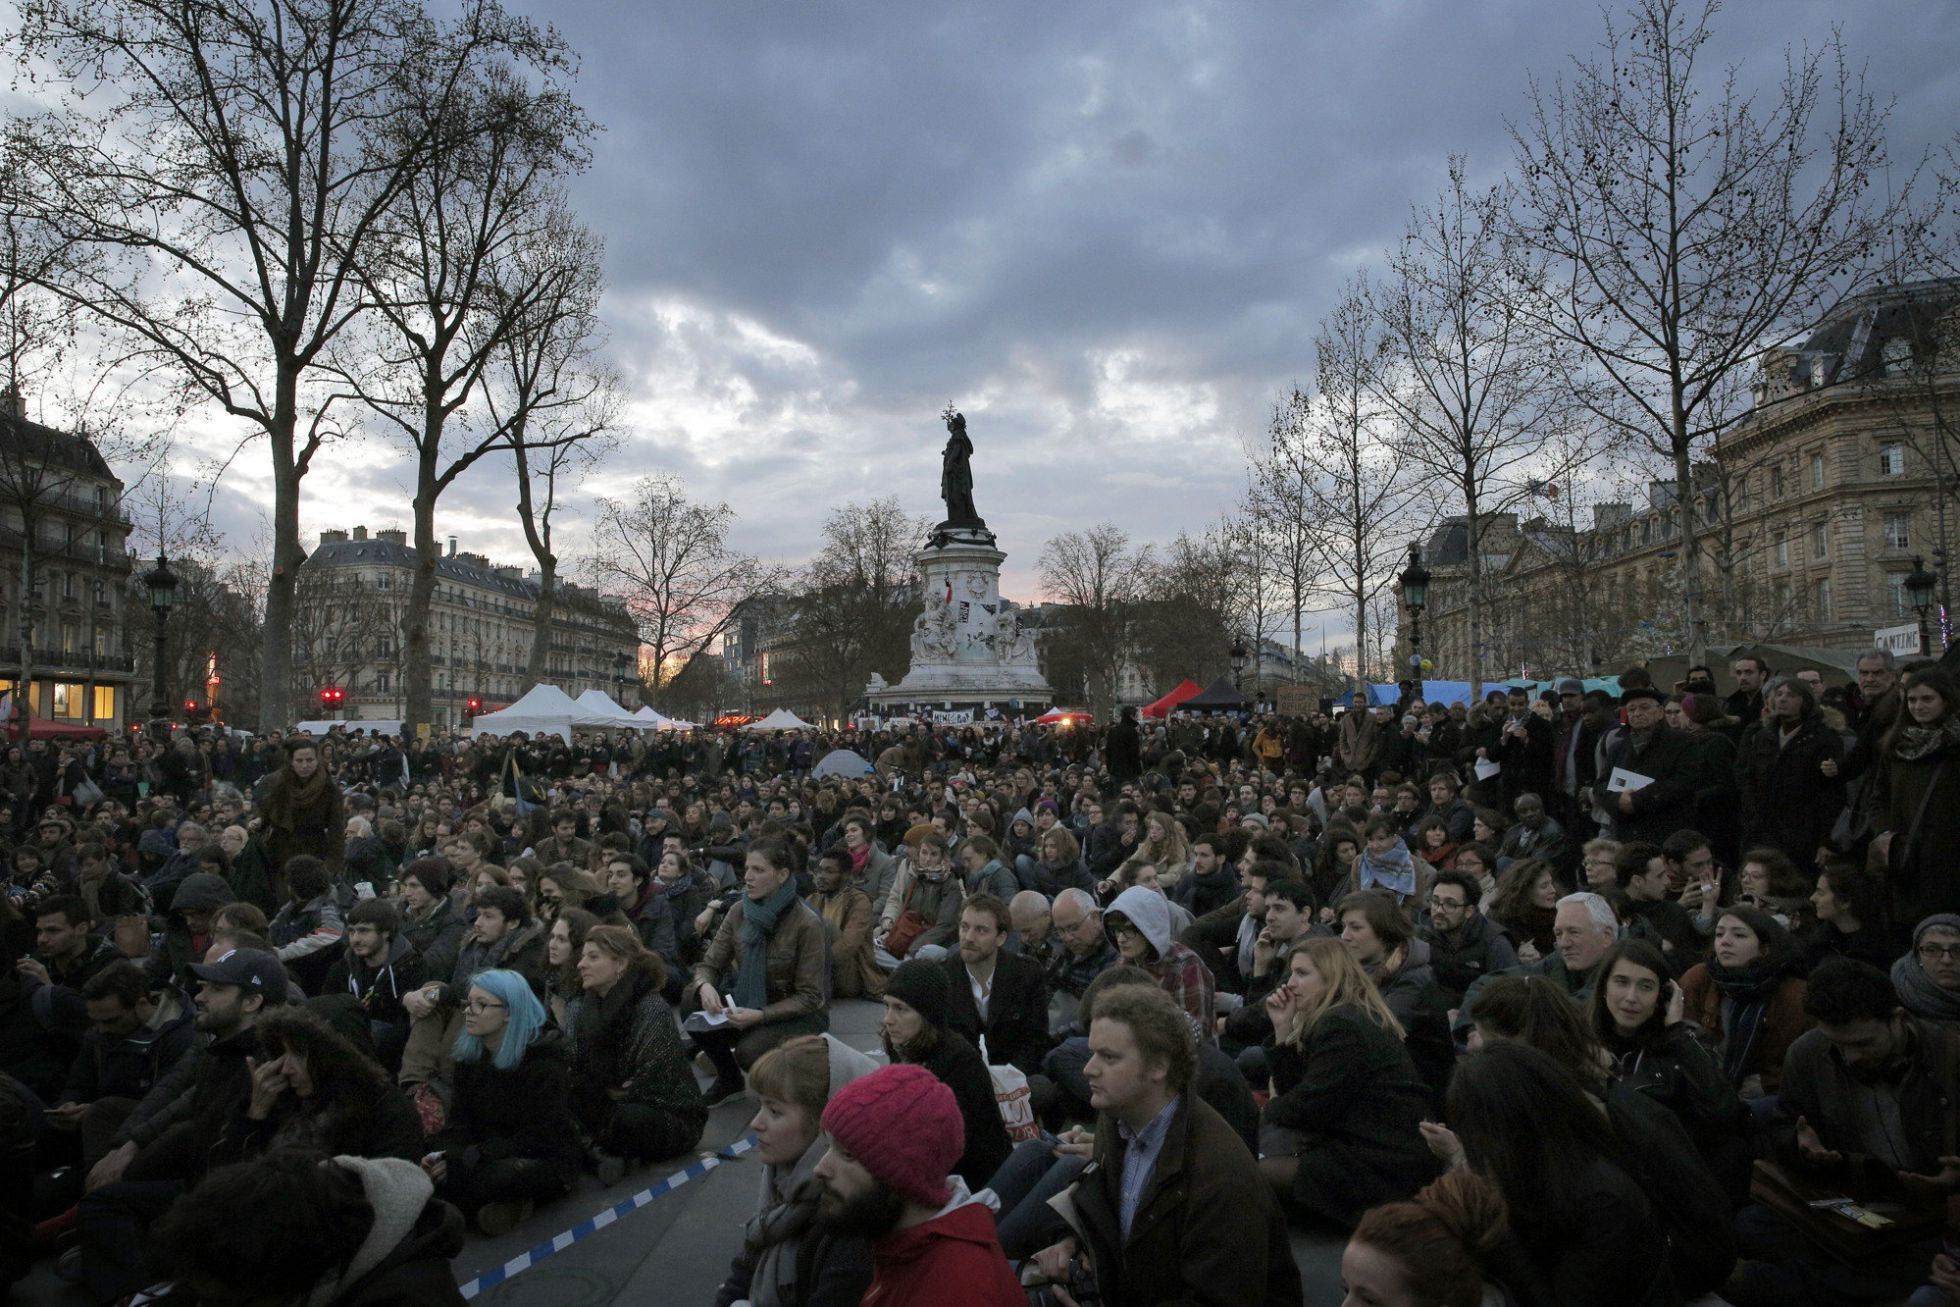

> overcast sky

[{"left": 183, "top": 0, "right": 1956, "bottom": 642}]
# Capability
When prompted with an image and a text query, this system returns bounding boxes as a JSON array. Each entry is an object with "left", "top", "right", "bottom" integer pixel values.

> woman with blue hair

[{"left": 420, "top": 967, "right": 580, "bottom": 1234}]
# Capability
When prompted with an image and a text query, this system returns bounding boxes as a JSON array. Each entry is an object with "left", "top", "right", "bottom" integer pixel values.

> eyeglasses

[
  {"left": 1427, "top": 896, "right": 1468, "bottom": 910},
  {"left": 1918, "top": 944, "right": 1960, "bottom": 963},
  {"left": 463, "top": 999, "right": 507, "bottom": 1015}
]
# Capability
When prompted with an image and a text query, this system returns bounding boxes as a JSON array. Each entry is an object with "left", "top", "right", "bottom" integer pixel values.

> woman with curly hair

[
  {"left": 259, "top": 739, "right": 347, "bottom": 873},
  {"left": 1486, "top": 859, "right": 1561, "bottom": 963},
  {"left": 1117, "top": 809, "right": 1193, "bottom": 888},
  {"left": 210, "top": 1006, "right": 425, "bottom": 1168}
]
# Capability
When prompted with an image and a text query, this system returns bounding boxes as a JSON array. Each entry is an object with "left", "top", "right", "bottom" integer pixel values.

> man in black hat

[{"left": 1595, "top": 686, "right": 1698, "bottom": 845}]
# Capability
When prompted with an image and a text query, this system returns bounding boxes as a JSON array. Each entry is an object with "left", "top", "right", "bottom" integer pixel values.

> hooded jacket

[
  {"left": 862, "top": 1177, "right": 1024, "bottom": 1307},
  {"left": 715, "top": 1037, "right": 880, "bottom": 1307},
  {"left": 150, "top": 872, "right": 234, "bottom": 993},
  {"left": 60, "top": 984, "right": 196, "bottom": 1105},
  {"left": 1106, "top": 886, "right": 1215, "bottom": 1038},
  {"left": 308, "top": 1155, "right": 467, "bottom": 1306},
  {"left": 324, "top": 933, "right": 424, "bottom": 1030}
]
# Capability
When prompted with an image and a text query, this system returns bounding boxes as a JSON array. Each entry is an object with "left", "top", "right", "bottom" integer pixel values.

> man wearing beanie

[
  {"left": 814, "top": 1064, "right": 1024, "bottom": 1306},
  {"left": 881, "top": 959, "right": 1013, "bottom": 1188}
]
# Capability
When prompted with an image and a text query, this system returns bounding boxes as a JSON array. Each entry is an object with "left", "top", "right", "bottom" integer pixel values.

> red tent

[
  {"left": 1141, "top": 678, "right": 1203, "bottom": 719},
  {"left": 12, "top": 715, "right": 107, "bottom": 740}
]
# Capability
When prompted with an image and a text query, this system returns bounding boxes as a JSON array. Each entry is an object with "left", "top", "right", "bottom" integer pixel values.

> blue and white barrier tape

[{"left": 459, "top": 1134, "right": 759, "bottom": 1300}]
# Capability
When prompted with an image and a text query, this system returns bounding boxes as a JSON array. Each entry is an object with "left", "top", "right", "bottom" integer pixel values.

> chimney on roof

[
  {"left": 447, "top": 536, "right": 457, "bottom": 558},
  {"left": 376, "top": 528, "right": 406, "bottom": 546},
  {"left": 0, "top": 385, "right": 22, "bottom": 421},
  {"left": 352, "top": 525, "right": 368, "bottom": 541},
  {"left": 320, "top": 529, "right": 349, "bottom": 546}
]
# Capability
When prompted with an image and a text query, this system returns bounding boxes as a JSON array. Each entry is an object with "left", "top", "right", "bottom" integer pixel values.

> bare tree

[
  {"left": 1510, "top": 0, "right": 1924, "bottom": 661},
  {"left": 1037, "top": 524, "right": 1152, "bottom": 718},
  {"left": 1134, "top": 523, "right": 1245, "bottom": 693},
  {"left": 9, "top": 0, "right": 561, "bottom": 730},
  {"left": 584, "top": 476, "right": 781, "bottom": 705},
  {"left": 1371, "top": 159, "right": 1578, "bottom": 698},
  {"left": 782, "top": 497, "right": 928, "bottom": 718},
  {"left": 479, "top": 213, "right": 620, "bottom": 685},
  {"left": 1265, "top": 277, "right": 1424, "bottom": 693}
]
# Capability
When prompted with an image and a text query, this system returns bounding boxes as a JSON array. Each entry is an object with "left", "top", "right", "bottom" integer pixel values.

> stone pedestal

[{"left": 865, "top": 524, "right": 1052, "bottom": 714}]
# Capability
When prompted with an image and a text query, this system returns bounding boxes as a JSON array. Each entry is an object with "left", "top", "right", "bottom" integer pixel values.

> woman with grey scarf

[
  {"left": 714, "top": 1034, "right": 880, "bottom": 1307},
  {"left": 1893, "top": 914, "right": 1960, "bottom": 1025}
]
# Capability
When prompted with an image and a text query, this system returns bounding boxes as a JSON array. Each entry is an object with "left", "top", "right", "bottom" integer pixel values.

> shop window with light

[
  {"left": 53, "top": 682, "right": 86, "bottom": 718},
  {"left": 93, "top": 686, "right": 114, "bottom": 720}
]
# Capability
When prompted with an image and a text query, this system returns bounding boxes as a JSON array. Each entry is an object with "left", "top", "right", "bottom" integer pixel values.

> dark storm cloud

[{"left": 199, "top": 0, "right": 1955, "bottom": 632}]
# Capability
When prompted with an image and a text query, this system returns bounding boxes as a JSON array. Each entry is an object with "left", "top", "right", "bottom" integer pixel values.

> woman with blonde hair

[
  {"left": 1259, "top": 938, "right": 1439, "bottom": 1228},
  {"left": 1118, "top": 809, "right": 1193, "bottom": 888}
]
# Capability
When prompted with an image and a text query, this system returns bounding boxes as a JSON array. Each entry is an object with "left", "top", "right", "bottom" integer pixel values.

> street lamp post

[
  {"left": 612, "top": 650, "right": 632, "bottom": 704},
  {"left": 1905, "top": 555, "right": 1938, "bottom": 657},
  {"left": 143, "top": 553, "right": 180, "bottom": 733},
  {"left": 1400, "top": 542, "right": 1431, "bottom": 703},
  {"left": 1229, "top": 637, "right": 1248, "bottom": 700}
]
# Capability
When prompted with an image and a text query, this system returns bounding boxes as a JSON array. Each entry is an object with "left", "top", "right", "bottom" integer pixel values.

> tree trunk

[
  {"left": 1672, "top": 430, "right": 1704, "bottom": 664},
  {"left": 260, "top": 370, "right": 302, "bottom": 732},
  {"left": 405, "top": 421, "right": 442, "bottom": 732},
  {"left": 525, "top": 569, "right": 555, "bottom": 685},
  {"left": 1463, "top": 475, "right": 1485, "bottom": 702},
  {"left": 16, "top": 544, "right": 33, "bottom": 743}
]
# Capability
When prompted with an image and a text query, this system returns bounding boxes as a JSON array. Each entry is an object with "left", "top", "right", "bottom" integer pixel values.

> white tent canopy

[
  {"left": 469, "top": 684, "right": 605, "bottom": 742},
  {"left": 574, "top": 689, "right": 650, "bottom": 728},
  {"left": 634, "top": 705, "right": 697, "bottom": 731},
  {"left": 743, "top": 707, "right": 816, "bottom": 732}
]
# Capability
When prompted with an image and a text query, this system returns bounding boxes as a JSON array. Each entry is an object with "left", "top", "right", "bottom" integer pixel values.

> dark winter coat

[
  {"left": 433, "top": 1032, "right": 581, "bottom": 1187},
  {"left": 1418, "top": 911, "right": 1520, "bottom": 1001},
  {"left": 1263, "top": 1005, "right": 1440, "bottom": 1227},
  {"left": 903, "top": 1028, "right": 1012, "bottom": 1191},
  {"left": 1601, "top": 725, "right": 1701, "bottom": 845},
  {"left": 563, "top": 967, "right": 707, "bottom": 1148},
  {"left": 1735, "top": 715, "right": 1844, "bottom": 867},
  {"left": 59, "top": 986, "right": 196, "bottom": 1105},
  {"left": 1871, "top": 731, "right": 1960, "bottom": 922},
  {"left": 1066, "top": 1093, "right": 1303, "bottom": 1307},
  {"left": 940, "top": 951, "right": 1051, "bottom": 1075},
  {"left": 399, "top": 896, "right": 467, "bottom": 986}
]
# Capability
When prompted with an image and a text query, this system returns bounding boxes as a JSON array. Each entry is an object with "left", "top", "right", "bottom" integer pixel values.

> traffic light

[
  {"left": 319, "top": 687, "right": 344, "bottom": 716},
  {"left": 464, "top": 696, "right": 481, "bottom": 725}
]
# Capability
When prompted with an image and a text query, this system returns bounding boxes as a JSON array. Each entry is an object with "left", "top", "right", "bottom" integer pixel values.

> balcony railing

[{"left": 0, "top": 649, "right": 136, "bottom": 673}]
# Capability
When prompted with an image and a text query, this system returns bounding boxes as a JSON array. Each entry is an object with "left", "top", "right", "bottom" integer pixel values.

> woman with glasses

[
  {"left": 424, "top": 968, "right": 580, "bottom": 1233},
  {"left": 1893, "top": 914, "right": 1960, "bottom": 1024}
]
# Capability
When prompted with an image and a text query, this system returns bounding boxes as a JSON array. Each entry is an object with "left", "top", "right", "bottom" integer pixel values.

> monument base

[{"left": 865, "top": 526, "right": 1052, "bottom": 716}]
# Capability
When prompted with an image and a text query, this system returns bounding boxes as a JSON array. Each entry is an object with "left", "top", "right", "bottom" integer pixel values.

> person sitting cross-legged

[{"left": 422, "top": 968, "right": 581, "bottom": 1235}]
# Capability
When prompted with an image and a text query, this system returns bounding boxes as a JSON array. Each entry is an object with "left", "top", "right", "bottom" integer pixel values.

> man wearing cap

[
  {"left": 70, "top": 945, "right": 289, "bottom": 1300},
  {"left": 1595, "top": 686, "right": 1699, "bottom": 844},
  {"left": 812, "top": 1062, "right": 1025, "bottom": 1305}
]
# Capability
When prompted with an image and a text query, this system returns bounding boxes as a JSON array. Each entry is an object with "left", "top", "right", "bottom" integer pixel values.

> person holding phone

[{"left": 1587, "top": 939, "right": 1751, "bottom": 1203}]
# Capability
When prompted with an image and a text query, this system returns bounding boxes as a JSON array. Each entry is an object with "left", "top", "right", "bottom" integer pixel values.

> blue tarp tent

[{"left": 1366, "top": 676, "right": 1622, "bottom": 709}]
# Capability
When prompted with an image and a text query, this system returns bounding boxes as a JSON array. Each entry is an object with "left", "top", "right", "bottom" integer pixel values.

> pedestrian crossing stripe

[{"left": 458, "top": 1134, "right": 759, "bottom": 1300}]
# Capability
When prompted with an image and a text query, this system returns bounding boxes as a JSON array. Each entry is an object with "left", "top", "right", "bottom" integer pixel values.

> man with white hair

[
  {"left": 1458, "top": 891, "right": 1620, "bottom": 1034},
  {"left": 1046, "top": 888, "right": 1117, "bottom": 1034}
]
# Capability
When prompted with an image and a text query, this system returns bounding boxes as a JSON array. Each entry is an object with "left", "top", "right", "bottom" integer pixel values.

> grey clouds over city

[{"left": 199, "top": 0, "right": 1957, "bottom": 611}]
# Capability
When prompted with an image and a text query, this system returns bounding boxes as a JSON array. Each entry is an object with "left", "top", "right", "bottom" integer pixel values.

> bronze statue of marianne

[{"left": 939, "top": 408, "right": 982, "bottom": 527}]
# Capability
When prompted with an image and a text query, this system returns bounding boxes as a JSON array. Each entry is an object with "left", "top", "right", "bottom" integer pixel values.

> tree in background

[
  {"left": 1510, "top": 0, "right": 1923, "bottom": 663},
  {"left": 1372, "top": 159, "right": 1577, "bottom": 699},
  {"left": 779, "top": 497, "right": 928, "bottom": 718},
  {"left": 1037, "top": 523, "right": 1151, "bottom": 719},
  {"left": 585, "top": 475, "right": 781, "bottom": 707},
  {"left": 9, "top": 0, "right": 563, "bottom": 731}
]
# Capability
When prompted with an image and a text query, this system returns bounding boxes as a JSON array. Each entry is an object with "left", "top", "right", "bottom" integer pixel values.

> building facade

[
  {"left": 0, "top": 410, "right": 138, "bottom": 730},
  {"left": 1401, "top": 282, "right": 1960, "bottom": 682},
  {"left": 300, "top": 527, "right": 640, "bottom": 727}
]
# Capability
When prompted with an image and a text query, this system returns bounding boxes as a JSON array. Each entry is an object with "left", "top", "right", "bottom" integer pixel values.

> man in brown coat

[{"left": 814, "top": 846, "right": 884, "bottom": 999}]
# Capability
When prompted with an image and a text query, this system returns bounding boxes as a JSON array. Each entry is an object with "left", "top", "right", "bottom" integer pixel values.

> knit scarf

[
  {"left": 1894, "top": 716, "right": 1960, "bottom": 762},
  {"left": 740, "top": 1133, "right": 827, "bottom": 1307},
  {"left": 1893, "top": 953, "right": 1960, "bottom": 1023},
  {"left": 849, "top": 842, "right": 871, "bottom": 874},
  {"left": 735, "top": 881, "right": 800, "bottom": 1009},
  {"left": 1708, "top": 959, "right": 1780, "bottom": 1084}
]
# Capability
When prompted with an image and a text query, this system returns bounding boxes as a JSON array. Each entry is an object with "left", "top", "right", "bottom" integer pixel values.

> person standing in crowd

[
  {"left": 565, "top": 924, "right": 707, "bottom": 1178},
  {"left": 811, "top": 1063, "right": 1024, "bottom": 1305},
  {"left": 1736, "top": 677, "right": 1844, "bottom": 869},
  {"left": 878, "top": 959, "right": 1011, "bottom": 1190},
  {"left": 714, "top": 1034, "right": 881, "bottom": 1307},
  {"left": 1029, "top": 984, "right": 1303, "bottom": 1306},
  {"left": 425, "top": 969, "right": 580, "bottom": 1234},
  {"left": 1871, "top": 666, "right": 1960, "bottom": 923},
  {"left": 259, "top": 739, "right": 347, "bottom": 873},
  {"left": 687, "top": 837, "right": 830, "bottom": 1103},
  {"left": 1598, "top": 686, "right": 1699, "bottom": 844}
]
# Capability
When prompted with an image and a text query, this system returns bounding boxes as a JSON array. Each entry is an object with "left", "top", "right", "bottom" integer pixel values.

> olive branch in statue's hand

[{"left": 941, "top": 402, "right": 959, "bottom": 426}]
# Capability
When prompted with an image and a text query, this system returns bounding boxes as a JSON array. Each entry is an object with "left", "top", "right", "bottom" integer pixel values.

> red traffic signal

[
  {"left": 467, "top": 697, "right": 481, "bottom": 712},
  {"left": 319, "top": 687, "right": 345, "bottom": 706},
  {"left": 183, "top": 699, "right": 197, "bottom": 712}
]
